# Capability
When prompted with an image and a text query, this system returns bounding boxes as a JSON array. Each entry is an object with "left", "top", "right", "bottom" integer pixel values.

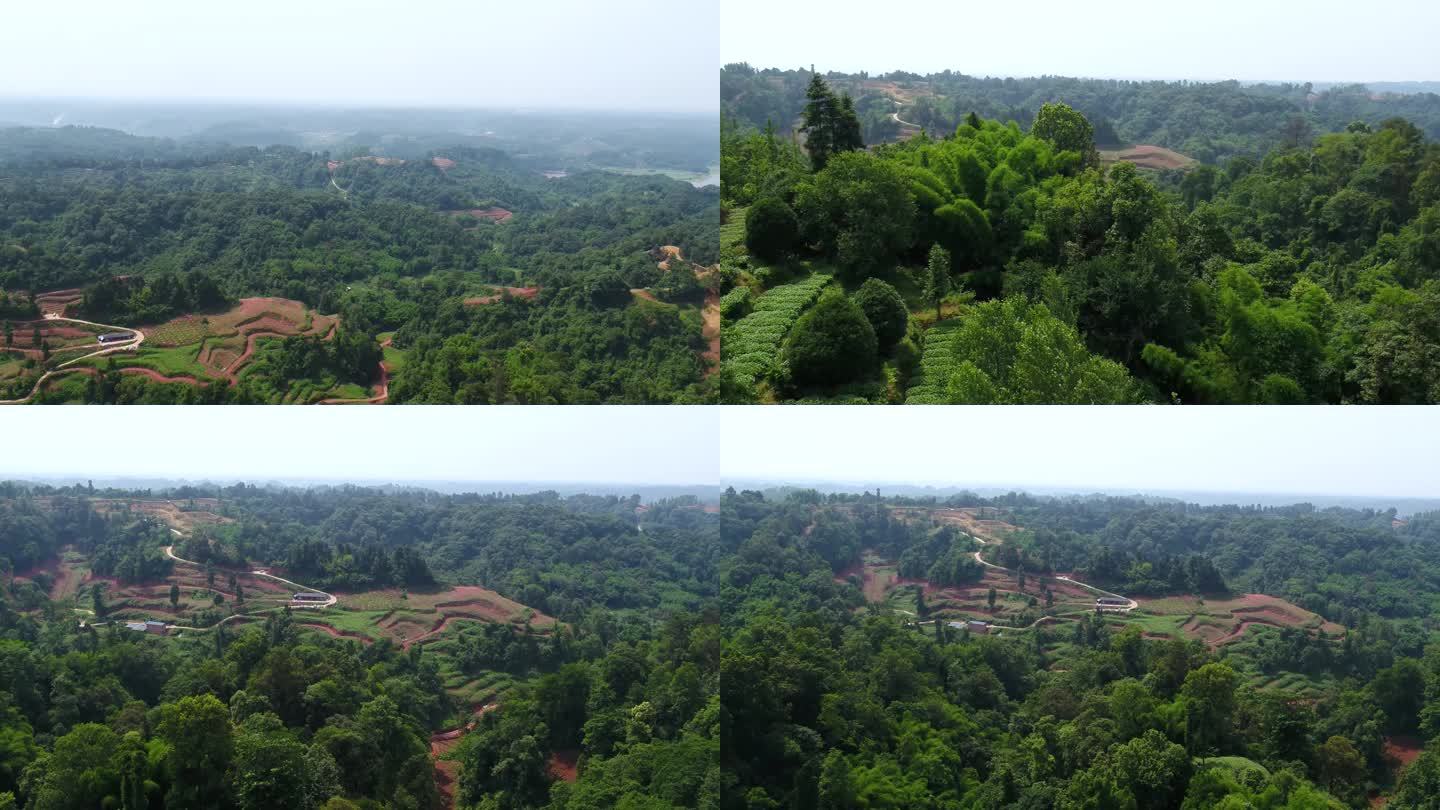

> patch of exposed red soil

[
  {"left": 1385, "top": 735, "right": 1423, "bottom": 770},
  {"left": 402, "top": 615, "right": 479, "bottom": 649},
  {"left": 16, "top": 555, "right": 82, "bottom": 600},
  {"left": 702, "top": 289, "right": 720, "bottom": 375},
  {"left": 463, "top": 287, "right": 539, "bottom": 306},
  {"left": 1182, "top": 617, "right": 1232, "bottom": 644},
  {"left": 431, "top": 157, "right": 456, "bottom": 170},
  {"left": 837, "top": 556, "right": 907, "bottom": 605},
  {"left": 1230, "top": 604, "right": 1311, "bottom": 627},
  {"left": 547, "top": 749, "right": 580, "bottom": 782},
  {"left": 889, "top": 506, "right": 1020, "bottom": 542},
  {"left": 653, "top": 245, "right": 683, "bottom": 271},
  {"left": 1102, "top": 144, "right": 1197, "bottom": 171},
  {"left": 391, "top": 592, "right": 555, "bottom": 650},
  {"left": 450, "top": 207, "right": 513, "bottom": 224},
  {"left": 861, "top": 562, "right": 895, "bottom": 603},
  {"left": 630, "top": 289, "right": 660, "bottom": 303},
  {"left": 430, "top": 702, "right": 499, "bottom": 808},
  {"left": 4, "top": 322, "right": 102, "bottom": 350},
  {"left": 236, "top": 314, "right": 301, "bottom": 334},
  {"left": 431, "top": 733, "right": 462, "bottom": 809},
  {"left": 224, "top": 331, "right": 286, "bottom": 376},
  {"left": 39, "top": 326, "right": 90, "bottom": 340}
]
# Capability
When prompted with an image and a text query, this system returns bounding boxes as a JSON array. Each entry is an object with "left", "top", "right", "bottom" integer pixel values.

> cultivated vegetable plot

[
  {"left": 719, "top": 287, "right": 752, "bottom": 323},
  {"left": 723, "top": 274, "right": 832, "bottom": 389},
  {"left": 904, "top": 320, "right": 965, "bottom": 403}
]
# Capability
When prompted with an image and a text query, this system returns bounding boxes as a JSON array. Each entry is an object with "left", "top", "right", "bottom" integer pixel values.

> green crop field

[
  {"left": 303, "top": 609, "right": 388, "bottom": 640},
  {"left": 145, "top": 318, "right": 209, "bottom": 347},
  {"left": 106, "top": 344, "right": 213, "bottom": 379},
  {"left": 904, "top": 320, "right": 965, "bottom": 403},
  {"left": 720, "top": 207, "right": 748, "bottom": 254},
  {"left": 723, "top": 273, "right": 832, "bottom": 390}
]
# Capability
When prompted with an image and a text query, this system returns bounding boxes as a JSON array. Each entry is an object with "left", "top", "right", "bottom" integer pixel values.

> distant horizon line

[
  {"left": 722, "top": 478, "right": 1437, "bottom": 504},
  {"left": 721, "top": 65, "right": 1440, "bottom": 88},
  {"left": 0, "top": 474, "right": 718, "bottom": 490},
  {"left": 0, "top": 93, "right": 717, "bottom": 117}
]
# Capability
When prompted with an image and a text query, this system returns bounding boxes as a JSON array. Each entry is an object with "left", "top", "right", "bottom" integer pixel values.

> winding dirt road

[
  {"left": 892, "top": 112, "right": 923, "bottom": 128},
  {"left": 967, "top": 532, "right": 1138, "bottom": 611},
  {"left": 163, "top": 545, "right": 337, "bottom": 608},
  {"left": 1, "top": 314, "right": 145, "bottom": 404}
]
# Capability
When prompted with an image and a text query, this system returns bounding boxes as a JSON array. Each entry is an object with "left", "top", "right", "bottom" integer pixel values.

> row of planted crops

[{"left": 720, "top": 273, "right": 833, "bottom": 390}]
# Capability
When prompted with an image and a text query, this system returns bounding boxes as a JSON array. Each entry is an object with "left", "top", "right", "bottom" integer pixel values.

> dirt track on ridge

[{"left": 702, "top": 290, "right": 720, "bottom": 374}]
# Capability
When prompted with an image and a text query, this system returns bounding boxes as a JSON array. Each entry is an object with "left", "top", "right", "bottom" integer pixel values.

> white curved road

[
  {"left": 164, "top": 545, "right": 337, "bottom": 608},
  {"left": 968, "top": 532, "right": 1137, "bottom": 611},
  {"left": 0, "top": 313, "right": 145, "bottom": 404},
  {"left": 891, "top": 111, "right": 922, "bottom": 129}
]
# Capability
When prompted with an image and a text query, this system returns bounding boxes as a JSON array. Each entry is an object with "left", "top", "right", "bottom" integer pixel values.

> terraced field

[
  {"left": 117, "top": 297, "right": 337, "bottom": 384},
  {"left": 722, "top": 273, "right": 832, "bottom": 390},
  {"left": 14, "top": 546, "right": 292, "bottom": 626},
  {"left": 719, "top": 207, "right": 747, "bottom": 257},
  {"left": 1097, "top": 592, "right": 1345, "bottom": 656},
  {"left": 838, "top": 547, "right": 1095, "bottom": 628},
  {"left": 292, "top": 585, "right": 555, "bottom": 724},
  {"left": 889, "top": 506, "right": 1019, "bottom": 542},
  {"left": 299, "top": 585, "right": 556, "bottom": 648},
  {"left": 904, "top": 319, "right": 965, "bottom": 403}
]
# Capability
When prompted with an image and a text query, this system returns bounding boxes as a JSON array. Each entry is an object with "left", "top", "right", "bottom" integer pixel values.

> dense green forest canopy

[
  {"left": 0, "top": 481, "right": 719, "bottom": 809},
  {"left": 0, "top": 114, "right": 719, "bottom": 404},
  {"left": 721, "top": 486, "right": 1440, "bottom": 809},
  {"left": 0, "top": 102, "right": 719, "bottom": 174},
  {"left": 719, "top": 71, "right": 1440, "bottom": 404},
  {"left": 721, "top": 65, "right": 1440, "bottom": 162}
]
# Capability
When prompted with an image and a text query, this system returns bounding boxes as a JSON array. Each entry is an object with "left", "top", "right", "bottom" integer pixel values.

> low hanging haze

[
  {"left": 720, "top": 408, "right": 1440, "bottom": 500},
  {"left": 0, "top": 0, "right": 717, "bottom": 112},
  {"left": 722, "top": 0, "right": 1439, "bottom": 83},
  {"left": 0, "top": 407, "right": 718, "bottom": 488}
]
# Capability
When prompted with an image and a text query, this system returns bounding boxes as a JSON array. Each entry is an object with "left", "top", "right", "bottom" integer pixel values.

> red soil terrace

[
  {"left": 450, "top": 207, "right": 513, "bottom": 224},
  {"left": 463, "top": 287, "right": 539, "bottom": 306}
]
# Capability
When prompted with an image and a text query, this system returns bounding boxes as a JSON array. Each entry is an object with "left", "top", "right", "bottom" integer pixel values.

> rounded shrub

[
  {"left": 745, "top": 197, "right": 801, "bottom": 263},
  {"left": 851, "top": 278, "right": 909, "bottom": 351},
  {"left": 785, "top": 289, "right": 877, "bottom": 388}
]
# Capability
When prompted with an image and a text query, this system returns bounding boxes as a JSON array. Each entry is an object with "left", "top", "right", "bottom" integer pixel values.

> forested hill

[
  {"left": 721, "top": 64, "right": 1440, "bottom": 162},
  {"left": 721, "top": 487, "right": 1440, "bottom": 809},
  {"left": 0, "top": 101, "right": 720, "bottom": 174},
  {"left": 0, "top": 481, "right": 719, "bottom": 809},
  {"left": 719, "top": 75, "right": 1440, "bottom": 404},
  {"left": 0, "top": 124, "right": 720, "bottom": 404}
]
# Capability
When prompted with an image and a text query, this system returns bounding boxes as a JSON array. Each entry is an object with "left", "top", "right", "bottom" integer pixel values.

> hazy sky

[
  {"left": 0, "top": 407, "right": 717, "bottom": 485},
  {"left": 0, "top": 0, "right": 717, "bottom": 112},
  {"left": 721, "top": 407, "right": 1440, "bottom": 499},
  {"left": 722, "top": 0, "right": 1440, "bottom": 83}
]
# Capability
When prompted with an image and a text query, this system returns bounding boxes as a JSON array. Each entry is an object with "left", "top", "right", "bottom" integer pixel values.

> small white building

[{"left": 948, "top": 620, "right": 990, "bottom": 634}]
